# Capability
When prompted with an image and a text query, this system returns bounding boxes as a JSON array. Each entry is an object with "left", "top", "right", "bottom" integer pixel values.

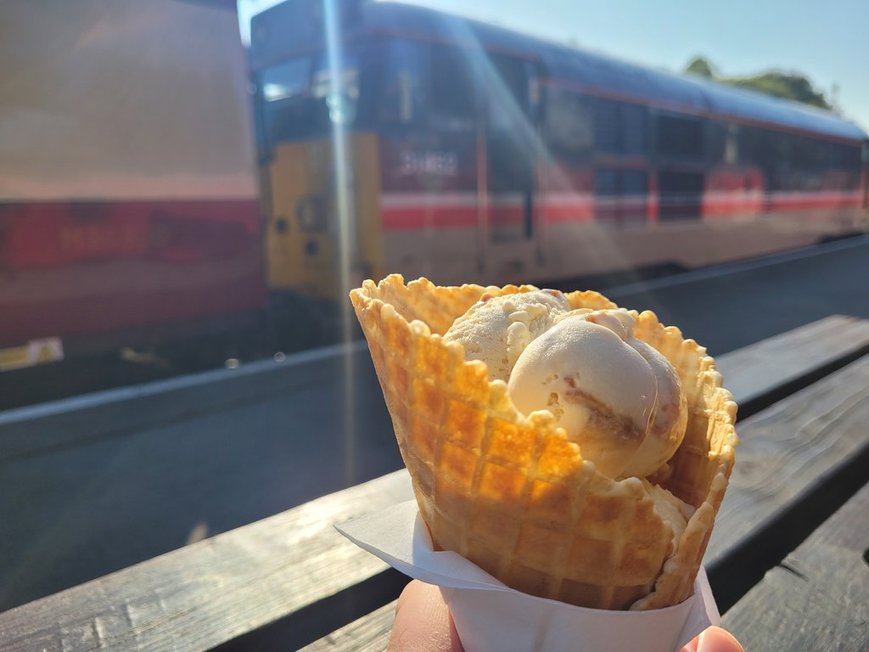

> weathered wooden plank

[
  {"left": 705, "top": 356, "right": 869, "bottom": 583},
  {"left": 300, "top": 601, "right": 396, "bottom": 652},
  {"left": 2, "top": 318, "right": 867, "bottom": 651},
  {"left": 722, "top": 482, "right": 869, "bottom": 651},
  {"left": 707, "top": 353, "right": 869, "bottom": 561},
  {"left": 715, "top": 314, "right": 869, "bottom": 411},
  {"left": 0, "top": 471, "right": 413, "bottom": 652}
]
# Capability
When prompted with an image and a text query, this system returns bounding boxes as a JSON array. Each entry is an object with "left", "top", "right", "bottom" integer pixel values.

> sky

[{"left": 238, "top": 0, "right": 869, "bottom": 131}]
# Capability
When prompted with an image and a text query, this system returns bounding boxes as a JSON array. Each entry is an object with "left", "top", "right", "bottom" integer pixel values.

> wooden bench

[{"left": 2, "top": 315, "right": 868, "bottom": 651}]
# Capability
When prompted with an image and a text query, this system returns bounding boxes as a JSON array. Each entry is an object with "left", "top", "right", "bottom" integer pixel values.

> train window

[
  {"left": 260, "top": 56, "right": 321, "bottom": 142},
  {"left": 622, "top": 169, "right": 648, "bottom": 195},
  {"left": 657, "top": 114, "right": 704, "bottom": 160},
  {"left": 483, "top": 54, "right": 531, "bottom": 131},
  {"left": 659, "top": 170, "right": 704, "bottom": 220},
  {"left": 595, "top": 168, "right": 648, "bottom": 222},
  {"left": 378, "top": 39, "right": 424, "bottom": 126},
  {"left": 593, "top": 99, "right": 647, "bottom": 156},
  {"left": 621, "top": 104, "right": 647, "bottom": 155},
  {"left": 788, "top": 136, "right": 825, "bottom": 171},
  {"left": 826, "top": 142, "right": 862, "bottom": 189},
  {"left": 311, "top": 50, "right": 361, "bottom": 125},
  {"left": 594, "top": 168, "right": 619, "bottom": 195},
  {"left": 544, "top": 88, "right": 593, "bottom": 160},
  {"left": 706, "top": 122, "right": 738, "bottom": 166},
  {"left": 738, "top": 126, "right": 788, "bottom": 187},
  {"left": 594, "top": 99, "right": 621, "bottom": 154},
  {"left": 261, "top": 57, "right": 312, "bottom": 102},
  {"left": 429, "top": 45, "right": 476, "bottom": 126},
  {"left": 594, "top": 168, "right": 647, "bottom": 195},
  {"left": 830, "top": 142, "right": 862, "bottom": 170}
]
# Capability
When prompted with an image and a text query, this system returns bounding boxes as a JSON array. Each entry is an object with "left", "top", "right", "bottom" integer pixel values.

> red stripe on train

[
  {"left": 0, "top": 199, "right": 260, "bottom": 268},
  {"left": 381, "top": 191, "right": 861, "bottom": 229}
]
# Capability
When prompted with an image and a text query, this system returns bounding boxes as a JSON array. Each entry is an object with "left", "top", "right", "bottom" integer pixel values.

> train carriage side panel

[{"left": 0, "top": 0, "right": 265, "bottom": 363}]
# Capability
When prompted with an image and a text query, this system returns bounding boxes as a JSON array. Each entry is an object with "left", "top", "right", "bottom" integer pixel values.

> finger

[
  {"left": 681, "top": 625, "right": 744, "bottom": 652},
  {"left": 388, "top": 580, "right": 463, "bottom": 652}
]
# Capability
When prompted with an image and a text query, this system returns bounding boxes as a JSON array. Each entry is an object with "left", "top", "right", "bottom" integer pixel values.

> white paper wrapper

[{"left": 337, "top": 499, "right": 719, "bottom": 652}]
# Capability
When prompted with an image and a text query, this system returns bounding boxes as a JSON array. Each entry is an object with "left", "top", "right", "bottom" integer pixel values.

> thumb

[
  {"left": 388, "top": 580, "right": 463, "bottom": 651},
  {"left": 681, "top": 626, "right": 744, "bottom": 652}
]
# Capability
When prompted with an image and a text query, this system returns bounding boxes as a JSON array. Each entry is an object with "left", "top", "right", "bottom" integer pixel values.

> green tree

[
  {"left": 683, "top": 57, "right": 835, "bottom": 111},
  {"left": 685, "top": 56, "right": 715, "bottom": 79},
  {"left": 727, "top": 72, "right": 832, "bottom": 110}
]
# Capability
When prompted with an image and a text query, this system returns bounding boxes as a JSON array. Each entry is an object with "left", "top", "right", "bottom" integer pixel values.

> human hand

[{"left": 388, "top": 580, "right": 743, "bottom": 652}]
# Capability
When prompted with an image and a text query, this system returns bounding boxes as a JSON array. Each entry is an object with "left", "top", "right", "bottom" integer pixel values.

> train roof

[
  {"left": 367, "top": 2, "right": 866, "bottom": 143},
  {"left": 251, "top": 1, "right": 867, "bottom": 143}
]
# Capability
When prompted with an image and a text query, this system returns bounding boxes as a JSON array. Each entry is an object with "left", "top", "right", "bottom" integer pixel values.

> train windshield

[{"left": 259, "top": 48, "right": 363, "bottom": 142}]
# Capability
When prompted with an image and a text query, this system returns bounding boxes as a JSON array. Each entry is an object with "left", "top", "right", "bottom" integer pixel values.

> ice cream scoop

[
  {"left": 443, "top": 289, "right": 570, "bottom": 382},
  {"left": 507, "top": 309, "right": 687, "bottom": 479}
]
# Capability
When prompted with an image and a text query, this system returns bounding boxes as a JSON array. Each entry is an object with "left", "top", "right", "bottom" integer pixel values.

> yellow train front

[{"left": 250, "top": 0, "right": 868, "bottom": 318}]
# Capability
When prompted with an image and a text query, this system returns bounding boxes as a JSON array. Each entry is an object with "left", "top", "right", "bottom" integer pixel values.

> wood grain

[
  {"left": 2, "top": 317, "right": 867, "bottom": 651},
  {"left": 715, "top": 314, "right": 869, "bottom": 410},
  {"left": 0, "top": 471, "right": 413, "bottom": 652},
  {"left": 301, "top": 601, "right": 396, "bottom": 652},
  {"left": 706, "top": 355, "right": 869, "bottom": 567},
  {"left": 722, "top": 482, "right": 869, "bottom": 652}
]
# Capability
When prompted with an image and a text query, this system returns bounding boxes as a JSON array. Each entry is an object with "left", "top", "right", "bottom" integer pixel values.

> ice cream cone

[{"left": 350, "top": 275, "right": 737, "bottom": 610}]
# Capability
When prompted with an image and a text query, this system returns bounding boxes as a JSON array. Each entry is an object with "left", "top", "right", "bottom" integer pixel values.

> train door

[{"left": 478, "top": 55, "right": 542, "bottom": 279}]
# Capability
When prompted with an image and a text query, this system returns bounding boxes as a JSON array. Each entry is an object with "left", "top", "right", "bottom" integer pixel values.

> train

[
  {"left": 251, "top": 0, "right": 868, "bottom": 302},
  {"left": 2, "top": 0, "right": 867, "bottom": 377},
  {"left": 0, "top": 0, "right": 266, "bottom": 374}
]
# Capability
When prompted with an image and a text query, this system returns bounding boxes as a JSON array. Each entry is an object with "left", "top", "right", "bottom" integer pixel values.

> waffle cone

[{"left": 350, "top": 275, "right": 738, "bottom": 610}]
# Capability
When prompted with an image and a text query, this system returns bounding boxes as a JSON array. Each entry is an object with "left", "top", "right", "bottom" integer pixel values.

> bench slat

[
  {"left": 705, "top": 356, "right": 869, "bottom": 609},
  {"left": 300, "top": 601, "right": 396, "bottom": 652},
  {"left": 715, "top": 314, "right": 869, "bottom": 410},
  {"left": 721, "top": 482, "right": 869, "bottom": 651},
  {"left": 707, "top": 353, "right": 869, "bottom": 564},
  {"left": 2, "top": 317, "right": 867, "bottom": 651},
  {"left": 0, "top": 472, "right": 412, "bottom": 652}
]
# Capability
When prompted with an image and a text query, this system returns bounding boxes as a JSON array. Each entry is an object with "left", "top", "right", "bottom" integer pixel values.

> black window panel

[
  {"left": 830, "top": 142, "right": 862, "bottom": 170},
  {"left": 376, "top": 39, "right": 425, "bottom": 128},
  {"left": 544, "top": 88, "right": 593, "bottom": 162},
  {"left": 738, "top": 127, "right": 785, "bottom": 188},
  {"left": 789, "top": 136, "right": 826, "bottom": 170},
  {"left": 593, "top": 99, "right": 648, "bottom": 156},
  {"left": 621, "top": 104, "right": 647, "bottom": 155},
  {"left": 657, "top": 114, "right": 704, "bottom": 159},
  {"left": 594, "top": 99, "right": 621, "bottom": 153},
  {"left": 594, "top": 169, "right": 647, "bottom": 195},
  {"left": 706, "top": 121, "right": 729, "bottom": 165},
  {"left": 595, "top": 168, "right": 648, "bottom": 222},
  {"left": 594, "top": 168, "right": 619, "bottom": 195},
  {"left": 429, "top": 46, "right": 476, "bottom": 124},
  {"left": 486, "top": 54, "right": 530, "bottom": 116},
  {"left": 621, "top": 169, "right": 648, "bottom": 195},
  {"left": 659, "top": 171, "right": 704, "bottom": 220}
]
